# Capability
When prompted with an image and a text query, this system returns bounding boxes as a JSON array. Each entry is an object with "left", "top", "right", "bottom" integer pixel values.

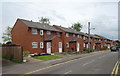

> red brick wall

[
  {"left": 77, "top": 39, "right": 84, "bottom": 51},
  {"left": 12, "top": 19, "right": 62, "bottom": 54},
  {"left": 53, "top": 25, "right": 84, "bottom": 52},
  {"left": 52, "top": 37, "right": 62, "bottom": 53}
]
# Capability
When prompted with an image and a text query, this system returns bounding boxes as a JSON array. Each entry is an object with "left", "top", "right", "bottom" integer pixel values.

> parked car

[{"left": 110, "top": 46, "right": 119, "bottom": 52}]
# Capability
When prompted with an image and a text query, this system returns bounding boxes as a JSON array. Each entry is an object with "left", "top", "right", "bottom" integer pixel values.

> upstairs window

[
  {"left": 79, "top": 35, "right": 81, "bottom": 38},
  {"left": 40, "top": 42, "right": 44, "bottom": 48},
  {"left": 94, "top": 39, "right": 96, "bottom": 41},
  {"left": 83, "top": 36, "right": 85, "bottom": 40},
  {"left": 40, "top": 30, "right": 44, "bottom": 36},
  {"left": 32, "top": 42, "right": 38, "bottom": 48},
  {"left": 46, "top": 31, "right": 51, "bottom": 35},
  {"left": 57, "top": 32, "right": 61, "bottom": 37},
  {"left": 66, "top": 43, "right": 69, "bottom": 48},
  {"left": 32, "top": 28, "right": 37, "bottom": 34},
  {"left": 66, "top": 33, "right": 69, "bottom": 37},
  {"left": 73, "top": 34, "right": 75, "bottom": 37}
]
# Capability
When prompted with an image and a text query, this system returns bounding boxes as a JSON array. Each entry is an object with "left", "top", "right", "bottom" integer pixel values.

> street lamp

[
  {"left": 88, "top": 22, "right": 95, "bottom": 53},
  {"left": 88, "top": 22, "right": 90, "bottom": 53}
]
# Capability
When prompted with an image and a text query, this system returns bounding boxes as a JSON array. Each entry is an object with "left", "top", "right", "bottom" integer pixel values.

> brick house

[
  {"left": 89, "top": 34, "right": 100, "bottom": 50},
  {"left": 12, "top": 19, "right": 62, "bottom": 54},
  {"left": 12, "top": 18, "right": 115, "bottom": 54},
  {"left": 53, "top": 25, "right": 85, "bottom": 52},
  {"left": 95, "top": 34, "right": 112, "bottom": 50},
  {"left": 84, "top": 34, "right": 101, "bottom": 50}
]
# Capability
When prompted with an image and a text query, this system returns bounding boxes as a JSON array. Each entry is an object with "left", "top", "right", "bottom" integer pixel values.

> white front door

[
  {"left": 77, "top": 42, "right": 80, "bottom": 52},
  {"left": 108, "top": 44, "right": 110, "bottom": 48},
  {"left": 59, "top": 42, "right": 62, "bottom": 53},
  {"left": 47, "top": 42, "right": 51, "bottom": 54},
  {"left": 93, "top": 44, "right": 95, "bottom": 49}
]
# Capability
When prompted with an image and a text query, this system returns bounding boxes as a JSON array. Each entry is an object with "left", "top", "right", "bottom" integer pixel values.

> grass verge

[{"left": 32, "top": 55, "right": 62, "bottom": 61}]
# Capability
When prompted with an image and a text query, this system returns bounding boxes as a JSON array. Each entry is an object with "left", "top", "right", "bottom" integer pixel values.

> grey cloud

[{"left": 90, "top": 15, "right": 118, "bottom": 40}]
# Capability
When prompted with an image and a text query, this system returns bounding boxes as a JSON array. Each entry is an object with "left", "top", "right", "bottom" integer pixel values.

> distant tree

[
  {"left": 2, "top": 26, "right": 12, "bottom": 44},
  {"left": 69, "top": 22, "right": 82, "bottom": 32},
  {"left": 39, "top": 17, "right": 50, "bottom": 24},
  {"left": 0, "top": 42, "right": 2, "bottom": 46}
]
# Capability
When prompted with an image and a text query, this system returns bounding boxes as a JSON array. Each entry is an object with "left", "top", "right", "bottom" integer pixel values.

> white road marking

[
  {"left": 64, "top": 70, "right": 72, "bottom": 74},
  {"left": 82, "top": 60, "right": 95, "bottom": 66}
]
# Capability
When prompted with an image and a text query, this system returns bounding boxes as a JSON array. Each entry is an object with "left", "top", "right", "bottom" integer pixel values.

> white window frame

[
  {"left": 66, "top": 43, "right": 69, "bottom": 48},
  {"left": 83, "top": 36, "right": 85, "bottom": 40},
  {"left": 73, "top": 34, "right": 75, "bottom": 37},
  {"left": 32, "top": 42, "right": 38, "bottom": 48},
  {"left": 32, "top": 28, "right": 37, "bottom": 34},
  {"left": 46, "top": 31, "right": 51, "bottom": 35},
  {"left": 40, "top": 42, "right": 44, "bottom": 48},
  {"left": 40, "top": 30, "right": 44, "bottom": 36},
  {"left": 66, "top": 33, "right": 69, "bottom": 37},
  {"left": 79, "top": 35, "right": 82, "bottom": 38},
  {"left": 94, "top": 39, "right": 96, "bottom": 41},
  {"left": 84, "top": 43, "right": 86, "bottom": 47},
  {"left": 77, "top": 35, "right": 79, "bottom": 38}
]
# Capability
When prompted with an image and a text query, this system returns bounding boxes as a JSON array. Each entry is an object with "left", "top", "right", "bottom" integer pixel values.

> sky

[{"left": 0, "top": 0, "right": 119, "bottom": 43}]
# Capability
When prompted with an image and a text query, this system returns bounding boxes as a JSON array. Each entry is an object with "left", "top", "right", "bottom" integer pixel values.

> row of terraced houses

[{"left": 12, "top": 19, "right": 115, "bottom": 54}]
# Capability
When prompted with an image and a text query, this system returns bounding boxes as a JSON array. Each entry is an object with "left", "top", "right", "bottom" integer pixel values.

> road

[{"left": 25, "top": 51, "right": 118, "bottom": 74}]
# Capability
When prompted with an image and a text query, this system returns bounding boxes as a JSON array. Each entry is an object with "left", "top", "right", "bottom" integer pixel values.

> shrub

[
  {"left": 54, "top": 52, "right": 59, "bottom": 54},
  {"left": 83, "top": 49, "right": 89, "bottom": 52},
  {"left": 23, "top": 51, "right": 30, "bottom": 57},
  {"left": 83, "top": 49, "right": 96, "bottom": 52},
  {"left": 67, "top": 50, "right": 73, "bottom": 54},
  {"left": 62, "top": 52, "right": 67, "bottom": 55},
  {"left": 6, "top": 41, "right": 12, "bottom": 44}
]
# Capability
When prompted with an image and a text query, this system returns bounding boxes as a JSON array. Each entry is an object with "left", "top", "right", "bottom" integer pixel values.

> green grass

[{"left": 32, "top": 55, "right": 62, "bottom": 61}]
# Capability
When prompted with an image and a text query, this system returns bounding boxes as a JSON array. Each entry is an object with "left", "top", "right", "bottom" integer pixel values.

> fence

[{"left": 2, "top": 45, "right": 23, "bottom": 61}]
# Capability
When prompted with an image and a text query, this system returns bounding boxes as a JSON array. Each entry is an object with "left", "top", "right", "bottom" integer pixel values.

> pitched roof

[
  {"left": 95, "top": 34, "right": 108, "bottom": 39},
  {"left": 19, "top": 19, "right": 61, "bottom": 32},
  {"left": 69, "top": 38, "right": 79, "bottom": 42},
  {"left": 55, "top": 25, "right": 85, "bottom": 35},
  {"left": 44, "top": 36, "right": 57, "bottom": 42},
  {"left": 85, "top": 33, "right": 99, "bottom": 38},
  {"left": 90, "top": 34, "right": 100, "bottom": 39}
]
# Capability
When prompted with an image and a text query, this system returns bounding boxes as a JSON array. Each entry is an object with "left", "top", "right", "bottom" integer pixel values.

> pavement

[{"left": 2, "top": 50, "right": 119, "bottom": 75}]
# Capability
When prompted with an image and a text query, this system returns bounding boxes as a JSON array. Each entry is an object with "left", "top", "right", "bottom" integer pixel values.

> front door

[
  {"left": 47, "top": 42, "right": 51, "bottom": 54},
  {"left": 59, "top": 42, "right": 62, "bottom": 53},
  {"left": 93, "top": 44, "right": 95, "bottom": 49},
  {"left": 77, "top": 42, "right": 80, "bottom": 52}
]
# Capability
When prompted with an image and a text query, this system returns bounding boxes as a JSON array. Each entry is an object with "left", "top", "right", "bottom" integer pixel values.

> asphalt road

[{"left": 30, "top": 51, "right": 118, "bottom": 74}]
